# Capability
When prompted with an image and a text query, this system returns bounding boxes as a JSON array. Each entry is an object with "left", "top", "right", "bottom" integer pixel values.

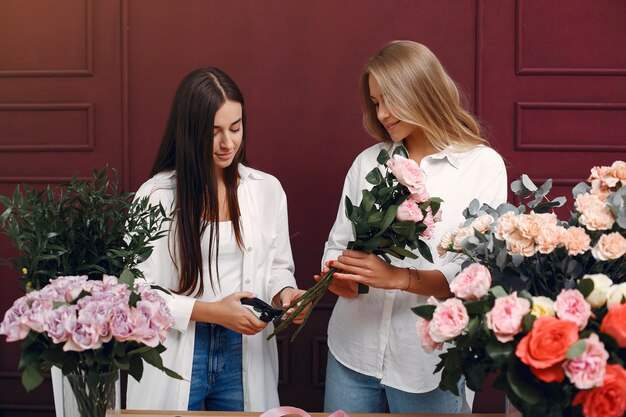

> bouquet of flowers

[
  {"left": 413, "top": 161, "right": 626, "bottom": 417},
  {"left": 0, "top": 274, "right": 182, "bottom": 417},
  {"left": 270, "top": 145, "right": 442, "bottom": 341}
]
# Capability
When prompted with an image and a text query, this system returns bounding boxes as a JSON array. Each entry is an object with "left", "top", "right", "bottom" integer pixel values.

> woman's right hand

[
  {"left": 212, "top": 292, "right": 269, "bottom": 335},
  {"left": 314, "top": 264, "right": 358, "bottom": 299}
]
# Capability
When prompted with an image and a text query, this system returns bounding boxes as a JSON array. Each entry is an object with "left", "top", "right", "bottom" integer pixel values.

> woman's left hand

[
  {"left": 276, "top": 287, "right": 310, "bottom": 325},
  {"left": 331, "top": 250, "right": 404, "bottom": 290}
]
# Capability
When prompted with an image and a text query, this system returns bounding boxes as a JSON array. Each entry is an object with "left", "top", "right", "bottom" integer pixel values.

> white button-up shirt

[
  {"left": 126, "top": 165, "right": 297, "bottom": 411},
  {"left": 323, "top": 142, "right": 507, "bottom": 394}
]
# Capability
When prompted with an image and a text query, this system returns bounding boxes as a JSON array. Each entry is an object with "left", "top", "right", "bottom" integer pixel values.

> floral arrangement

[
  {"left": 413, "top": 161, "right": 626, "bottom": 417},
  {"left": 270, "top": 145, "right": 442, "bottom": 341},
  {"left": 0, "top": 274, "right": 181, "bottom": 416},
  {"left": 0, "top": 166, "right": 168, "bottom": 290}
]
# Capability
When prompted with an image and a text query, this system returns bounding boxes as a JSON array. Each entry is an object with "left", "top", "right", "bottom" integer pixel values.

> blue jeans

[
  {"left": 188, "top": 323, "right": 243, "bottom": 411},
  {"left": 324, "top": 352, "right": 466, "bottom": 413}
]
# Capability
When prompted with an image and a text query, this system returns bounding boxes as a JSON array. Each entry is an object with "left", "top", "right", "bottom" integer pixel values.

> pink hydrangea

[
  {"left": 450, "top": 263, "right": 492, "bottom": 301},
  {"left": 486, "top": 292, "right": 531, "bottom": 343},
  {"left": 564, "top": 334, "right": 609, "bottom": 389},
  {"left": 555, "top": 289, "right": 592, "bottom": 330}
]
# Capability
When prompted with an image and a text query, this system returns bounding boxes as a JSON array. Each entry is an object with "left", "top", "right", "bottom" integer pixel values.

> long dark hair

[{"left": 151, "top": 67, "right": 246, "bottom": 297}]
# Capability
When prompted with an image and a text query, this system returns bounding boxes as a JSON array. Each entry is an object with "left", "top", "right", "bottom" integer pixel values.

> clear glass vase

[{"left": 63, "top": 369, "right": 119, "bottom": 417}]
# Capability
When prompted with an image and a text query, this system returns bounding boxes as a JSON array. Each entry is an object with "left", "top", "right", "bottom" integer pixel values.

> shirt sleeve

[
  {"left": 133, "top": 184, "right": 197, "bottom": 333},
  {"left": 322, "top": 155, "right": 363, "bottom": 267},
  {"left": 268, "top": 189, "right": 298, "bottom": 299}
]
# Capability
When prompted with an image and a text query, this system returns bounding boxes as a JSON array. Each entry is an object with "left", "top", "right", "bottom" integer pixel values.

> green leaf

[
  {"left": 128, "top": 355, "right": 144, "bottom": 382},
  {"left": 387, "top": 246, "right": 418, "bottom": 259},
  {"left": 344, "top": 196, "right": 354, "bottom": 218},
  {"left": 376, "top": 149, "right": 390, "bottom": 165},
  {"left": 141, "top": 348, "right": 164, "bottom": 369},
  {"left": 119, "top": 268, "right": 135, "bottom": 286},
  {"left": 360, "top": 190, "right": 376, "bottom": 213},
  {"left": 506, "top": 358, "right": 542, "bottom": 405},
  {"left": 378, "top": 205, "right": 398, "bottom": 233},
  {"left": 391, "top": 221, "right": 417, "bottom": 239},
  {"left": 366, "top": 211, "right": 384, "bottom": 226},
  {"left": 411, "top": 304, "right": 436, "bottom": 320},
  {"left": 21, "top": 366, "right": 44, "bottom": 392},
  {"left": 489, "top": 286, "right": 508, "bottom": 298},
  {"left": 485, "top": 340, "right": 514, "bottom": 367},
  {"left": 566, "top": 340, "right": 587, "bottom": 360},
  {"left": 577, "top": 278, "right": 594, "bottom": 298},
  {"left": 522, "top": 314, "right": 536, "bottom": 333},
  {"left": 129, "top": 291, "right": 140, "bottom": 308},
  {"left": 392, "top": 145, "right": 409, "bottom": 158},
  {"left": 416, "top": 239, "right": 433, "bottom": 263},
  {"left": 365, "top": 168, "right": 384, "bottom": 185}
]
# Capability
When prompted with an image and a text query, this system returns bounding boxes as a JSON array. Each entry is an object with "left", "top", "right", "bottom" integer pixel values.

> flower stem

[{"left": 266, "top": 267, "right": 337, "bottom": 341}]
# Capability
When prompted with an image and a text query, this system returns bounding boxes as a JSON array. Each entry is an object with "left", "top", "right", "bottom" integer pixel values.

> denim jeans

[
  {"left": 188, "top": 323, "right": 244, "bottom": 411},
  {"left": 324, "top": 352, "right": 466, "bottom": 413}
]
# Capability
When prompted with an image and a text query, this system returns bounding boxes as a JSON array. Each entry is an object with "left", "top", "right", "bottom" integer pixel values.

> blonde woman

[{"left": 317, "top": 41, "right": 507, "bottom": 413}]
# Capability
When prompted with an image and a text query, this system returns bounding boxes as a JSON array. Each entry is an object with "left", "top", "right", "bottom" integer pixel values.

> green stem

[{"left": 266, "top": 267, "right": 337, "bottom": 340}]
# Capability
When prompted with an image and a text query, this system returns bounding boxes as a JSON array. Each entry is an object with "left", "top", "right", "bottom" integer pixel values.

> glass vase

[{"left": 63, "top": 369, "right": 119, "bottom": 417}]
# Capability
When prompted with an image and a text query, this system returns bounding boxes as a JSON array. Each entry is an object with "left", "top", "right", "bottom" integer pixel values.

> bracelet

[
  {"left": 404, "top": 267, "right": 420, "bottom": 291},
  {"left": 404, "top": 268, "right": 413, "bottom": 291}
]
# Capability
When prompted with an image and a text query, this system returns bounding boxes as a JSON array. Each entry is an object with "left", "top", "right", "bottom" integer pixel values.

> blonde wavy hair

[{"left": 360, "top": 40, "right": 488, "bottom": 150}]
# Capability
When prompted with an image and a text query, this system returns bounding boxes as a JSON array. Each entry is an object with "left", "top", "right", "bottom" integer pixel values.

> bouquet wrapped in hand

[{"left": 270, "top": 145, "right": 442, "bottom": 341}]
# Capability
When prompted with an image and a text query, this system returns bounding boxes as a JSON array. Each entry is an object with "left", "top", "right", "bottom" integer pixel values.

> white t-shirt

[
  {"left": 323, "top": 141, "right": 508, "bottom": 394},
  {"left": 200, "top": 221, "right": 243, "bottom": 303}
]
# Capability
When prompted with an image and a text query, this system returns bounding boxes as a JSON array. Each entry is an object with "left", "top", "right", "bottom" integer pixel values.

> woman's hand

[
  {"left": 275, "top": 287, "right": 310, "bottom": 325},
  {"left": 314, "top": 265, "right": 358, "bottom": 299},
  {"left": 211, "top": 292, "right": 269, "bottom": 335},
  {"left": 329, "top": 250, "right": 404, "bottom": 290}
]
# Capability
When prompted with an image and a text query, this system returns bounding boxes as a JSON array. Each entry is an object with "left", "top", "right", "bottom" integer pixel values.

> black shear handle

[{"left": 240, "top": 297, "right": 284, "bottom": 323}]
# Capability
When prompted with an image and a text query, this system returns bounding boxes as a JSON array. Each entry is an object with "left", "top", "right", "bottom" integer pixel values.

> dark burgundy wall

[{"left": 1, "top": 0, "right": 625, "bottom": 414}]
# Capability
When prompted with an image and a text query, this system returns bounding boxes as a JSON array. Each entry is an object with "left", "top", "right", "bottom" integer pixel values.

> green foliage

[{"left": 0, "top": 166, "right": 169, "bottom": 290}]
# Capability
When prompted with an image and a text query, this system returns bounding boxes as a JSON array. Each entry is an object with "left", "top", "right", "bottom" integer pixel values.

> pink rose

[
  {"left": 450, "top": 263, "right": 492, "bottom": 301},
  {"left": 386, "top": 155, "right": 426, "bottom": 194},
  {"left": 45, "top": 305, "right": 77, "bottom": 344},
  {"left": 592, "top": 232, "right": 626, "bottom": 261},
  {"left": 416, "top": 317, "right": 443, "bottom": 353},
  {"left": 408, "top": 189, "right": 430, "bottom": 204},
  {"left": 429, "top": 298, "right": 469, "bottom": 343},
  {"left": 24, "top": 296, "right": 54, "bottom": 333},
  {"left": 63, "top": 322, "right": 102, "bottom": 352},
  {"left": 110, "top": 304, "right": 134, "bottom": 341},
  {"left": 421, "top": 207, "right": 436, "bottom": 239},
  {"left": 396, "top": 199, "right": 424, "bottom": 223},
  {"left": 486, "top": 292, "right": 531, "bottom": 343},
  {"left": 563, "top": 227, "right": 591, "bottom": 256},
  {"left": 564, "top": 333, "right": 609, "bottom": 389},
  {"left": 555, "top": 289, "right": 592, "bottom": 330},
  {"left": 130, "top": 301, "right": 160, "bottom": 347},
  {"left": 0, "top": 297, "right": 32, "bottom": 342}
]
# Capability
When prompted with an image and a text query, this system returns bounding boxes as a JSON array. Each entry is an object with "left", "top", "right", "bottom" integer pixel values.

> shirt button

[
  {"left": 245, "top": 279, "right": 250, "bottom": 284},
  {"left": 246, "top": 246, "right": 252, "bottom": 252}
]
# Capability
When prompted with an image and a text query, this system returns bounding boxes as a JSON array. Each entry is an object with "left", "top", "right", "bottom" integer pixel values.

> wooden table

[{"left": 115, "top": 411, "right": 504, "bottom": 417}]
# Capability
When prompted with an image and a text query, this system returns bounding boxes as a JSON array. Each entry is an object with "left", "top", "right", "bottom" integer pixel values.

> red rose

[
  {"left": 515, "top": 316, "right": 578, "bottom": 383},
  {"left": 573, "top": 364, "right": 626, "bottom": 417}
]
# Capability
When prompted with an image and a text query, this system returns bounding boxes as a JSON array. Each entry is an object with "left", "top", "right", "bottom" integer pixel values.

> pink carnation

[
  {"left": 592, "top": 232, "right": 626, "bottom": 261},
  {"left": 564, "top": 334, "right": 609, "bottom": 389},
  {"left": 450, "top": 263, "right": 492, "bottom": 301},
  {"left": 486, "top": 292, "right": 531, "bottom": 343},
  {"left": 563, "top": 227, "right": 592, "bottom": 256},
  {"left": 416, "top": 317, "right": 443, "bottom": 353},
  {"left": 386, "top": 155, "right": 426, "bottom": 194},
  {"left": 555, "top": 289, "right": 592, "bottom": 330},
  {"left": 429, "top": 298, "right": 469, "bottom": 343}
]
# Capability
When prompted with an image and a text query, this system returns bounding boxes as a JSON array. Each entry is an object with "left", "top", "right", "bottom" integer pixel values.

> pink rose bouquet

[
  {"left": 413, "top": 161, "right": 626, "bottom": 417},
  {"left": 270, "top": 145, "right": 442, "bottom": 341},
  {"left": 0, "top": 273, "right": 181, "bottom": 416}
]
